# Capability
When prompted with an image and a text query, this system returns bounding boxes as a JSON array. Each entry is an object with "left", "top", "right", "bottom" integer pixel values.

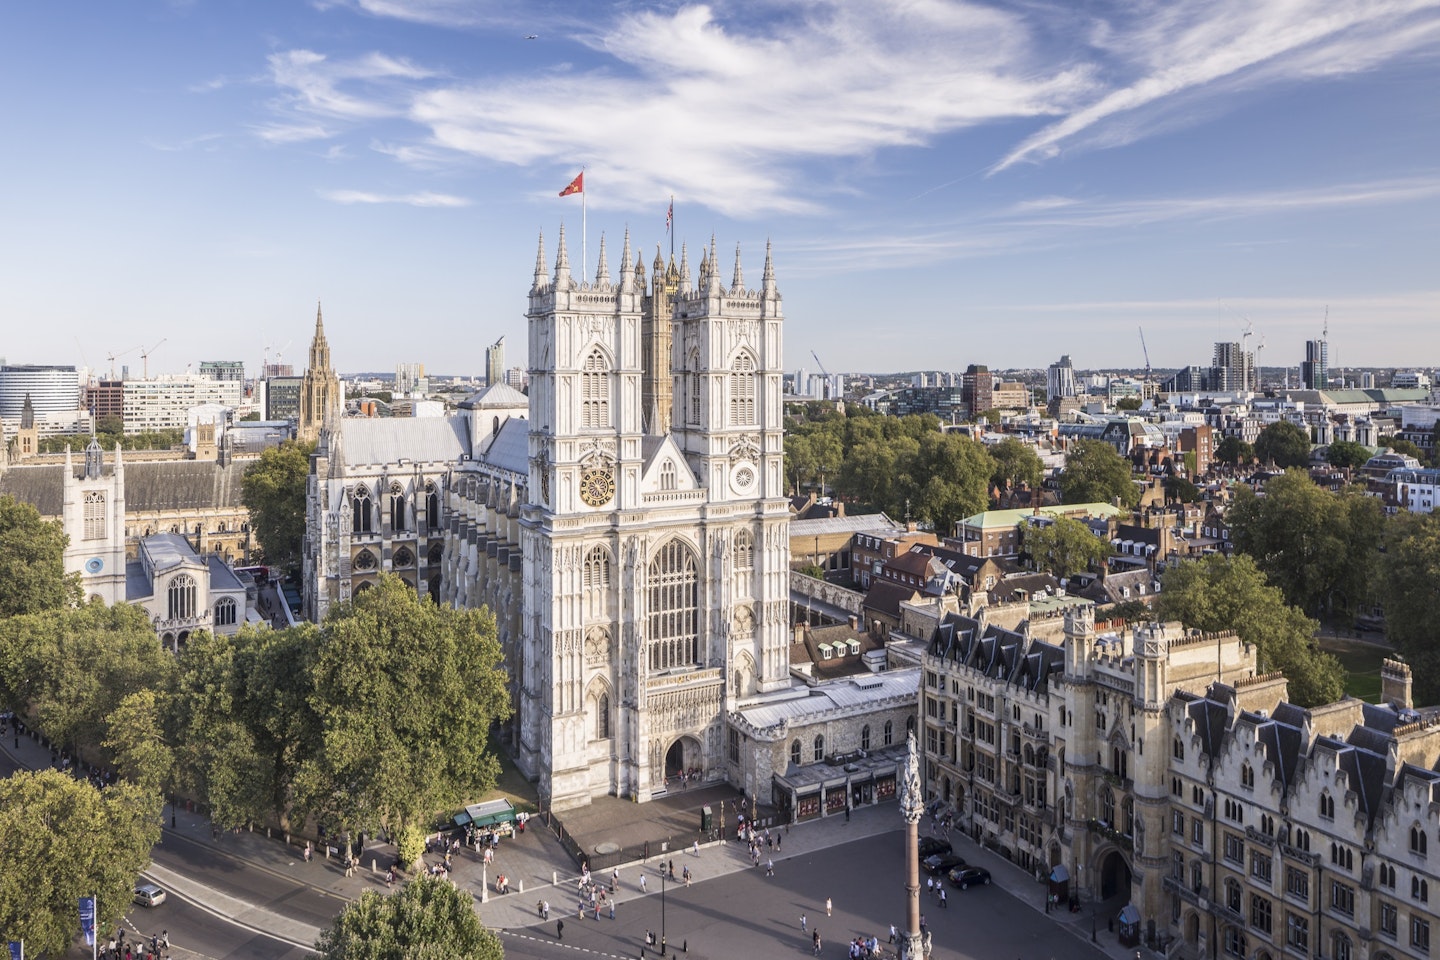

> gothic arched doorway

[
  {"left": 665, "top": 736, "right": 703, "bottom": 782},
  {"left": 1099, "top": 849, "right": 1132, "bottom": 900}
]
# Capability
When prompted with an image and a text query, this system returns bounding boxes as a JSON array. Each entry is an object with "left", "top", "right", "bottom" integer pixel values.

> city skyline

[{"left": 3, "top": 0, "right": 1438, "bottom": 374}]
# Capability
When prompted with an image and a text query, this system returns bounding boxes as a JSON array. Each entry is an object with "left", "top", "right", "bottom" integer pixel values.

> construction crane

[
  {"left": 140, "top": 338, "right": 166, "bottom": 379},
  {"left": 106, "top": 345, "right": 141, "bottom": 380}
]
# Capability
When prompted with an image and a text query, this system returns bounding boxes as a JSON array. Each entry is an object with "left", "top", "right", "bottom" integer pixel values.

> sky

[{"left": 3, "top": 0, "right": 1439, "bottom": 378}]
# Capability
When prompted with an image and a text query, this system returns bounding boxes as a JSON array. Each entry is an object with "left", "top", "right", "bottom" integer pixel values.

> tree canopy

[
  {"left": 1225, "top": 471, "right": 1383, "bottom": 623},
  {"left": 988, "top": 437, "right": 1044, "bottom": 494},
  {"left": 1023, "top": 516, "right": 1113, "bottom": 579},
  {"left": 241, "top": 439, "right": 315, "bottom": 569},
  {"left": 312, "top": 875, "right": 504, "bottom": 960},
  {"left": 295, "top": 576, "right": 511, "bottom": 850},
  {"left": 1253, "top": 420, "right": 1311, "bottom": 469},
  {"left": 1325, "top": 440, "right": 1371, "bottom": 470},
  {"left": 0, "top": 770, "right": 161, "bottom": 958},
  {"left": 1157, "top": 554, "right": 1344, "bottom": 707},
  {"left": 1059, "top": 440, "right": 1139, "bottom": 508},
  {"left": 1214, "top": 436, "right": 1254, "bottom": 468},
  {"left": 1376, "top": 511, "right": 1440, "bottom": 704},
  {"left": 0, "top": 494, "right": 79, "bottom": 618}
]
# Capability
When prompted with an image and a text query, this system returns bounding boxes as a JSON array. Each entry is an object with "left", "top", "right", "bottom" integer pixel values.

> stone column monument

[{"left": 899, "top": 731, "right": 927, "bottom": 960}]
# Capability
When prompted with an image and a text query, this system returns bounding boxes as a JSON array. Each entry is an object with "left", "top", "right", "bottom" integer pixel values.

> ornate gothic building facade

[{"left": 305, "top": 229, "right": 793, "bottom": 810}]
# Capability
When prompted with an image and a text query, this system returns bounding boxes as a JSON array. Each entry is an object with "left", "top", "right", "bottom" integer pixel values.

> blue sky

[{"left": 3, "top": 0, "right": 1438, "bottom": 378}]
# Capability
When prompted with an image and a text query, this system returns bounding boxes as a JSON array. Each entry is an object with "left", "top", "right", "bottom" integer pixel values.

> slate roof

[
  {"left": 337, "top": 417, "right": 471, "bottom": 467},
  {"left": 927, "top": 612, "right": 1064, "bottom": 695}
]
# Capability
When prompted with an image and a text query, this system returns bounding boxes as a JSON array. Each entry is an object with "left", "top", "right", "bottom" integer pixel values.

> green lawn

[{"left": 1318, "top": 637, "right": 1390, "bottom": 703}]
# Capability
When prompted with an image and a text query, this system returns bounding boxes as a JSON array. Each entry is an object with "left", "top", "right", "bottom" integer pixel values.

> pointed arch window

[
  {"left": 389, "top": 482, "right": 406, "bottom": 532},
  {"left": 214, "top": 596, "right": 237, "bottom": 626},
  {"left": 647, "top": 539, "right": 699, "bottom": 672},
  {"left": 353, "top": 486, "right": 373, "bottom": 534},
  {"left": 83, "top": 490, "right": 107, "bottom": 541},
  {"left": 729, "top": 353, "right": 756, "bottom": 426},
  {"left": 425, "top": 480, "right": 439, "bottom": 530},
  {"left": 581, "top": 348, "right": 611, "bottom": 429},
  {"left": 167, "top": 574, "right": 197, "bottom": 621}
]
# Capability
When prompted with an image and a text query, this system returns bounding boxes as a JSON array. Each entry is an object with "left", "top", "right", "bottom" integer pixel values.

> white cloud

[
  {"left": 319, "top": 188, "right": 470, "bottom": 206},
  {"left": 993, "top": 0, "right": 1440, "bottom": 171}
]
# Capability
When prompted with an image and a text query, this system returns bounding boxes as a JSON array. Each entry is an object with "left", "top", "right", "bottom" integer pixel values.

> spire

[
  {"left": 618, "top": 229, "right": 633, "bottom": 293},
  {"left": 679, "top": 242, "right": 692, "bottom": 294},
  {"left": 594, "top": 232, "right": 609, "bottom": 286},
  {"left": 730, "top": 242, "right": 744, "bottom": 294},
  {"left": 707, "top": 233, "right": 722, "bottom": 295},
  {"left": 554, "top": 223, "right": 572, "bottom": 287},
  {"left": 532, "top": 231, "right": 548, "bottom": 291},
  {"left": 762, "top": 239, "right": 777, "bottom": 299}
]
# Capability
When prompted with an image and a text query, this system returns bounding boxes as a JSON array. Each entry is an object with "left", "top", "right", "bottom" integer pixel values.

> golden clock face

[{"left": 579, "top": 468, "right": 615, "bottom": 507}]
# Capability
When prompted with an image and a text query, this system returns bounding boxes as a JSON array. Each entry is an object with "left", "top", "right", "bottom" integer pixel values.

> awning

[
  {"left": 1118, "top": 904, "right": 1141, "bottom": 925},
  {"left": 1049, "top": 865, "right": 1070, "bottom": 882}
]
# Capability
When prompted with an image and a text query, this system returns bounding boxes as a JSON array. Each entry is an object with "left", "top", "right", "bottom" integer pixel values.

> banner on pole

[{"left": 78, "top": 896, "right": 96, "bottom": 946}]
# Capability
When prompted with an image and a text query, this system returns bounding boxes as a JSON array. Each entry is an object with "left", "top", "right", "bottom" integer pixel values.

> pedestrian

[
  {"left": 556, "top": 919, "right": 564, "bottom": 941},
  {"left": 826, "top": 896, "right": 833, "bottom": 916},
  {"left": 801, "top": 913, "right": 807, "bottom": 932},
  {"left": 766, "top": 858, "right": 774, "bottom": 877}
]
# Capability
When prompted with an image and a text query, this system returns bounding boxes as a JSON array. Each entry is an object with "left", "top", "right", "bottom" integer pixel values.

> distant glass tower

[{"left": 1301, "top": 338, "right": 1328, "bottom": 390}]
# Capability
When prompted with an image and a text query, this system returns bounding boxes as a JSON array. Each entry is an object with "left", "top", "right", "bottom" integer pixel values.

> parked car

[
  {"left": 133, "top": 882, "right": 167, "bottom": 907},
  {"left": 947, "top": 866, "right": 991, "bottom": 890},
  {"left": 917, "top": 836, "right": 953, "bottom": 859},
  {"left": 922, "top": 853, "right": 966, "bottom": 875}
]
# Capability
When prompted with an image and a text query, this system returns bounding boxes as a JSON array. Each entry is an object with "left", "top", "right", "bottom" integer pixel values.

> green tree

[
  {"left": 1253, "top": 420, "right": 1311, "bottom": 469},
  {"left": 988, "top": 437, "right": 1044, "bottom": 497},
  {"left": 1376, "top": 511, "right": 1440, "bottom": 704},
  {"left": 295, "top": 576, "right": 511, "bottom": 859},
  {"left": 241, "top": 439, "right": 315, "bottom": 569},
  {"left": 313, "top": 875, "right": 504, "bottom": 960},
  {"left": 0, "top": 495, "right": 79, "bottom": 618},
  {"left": 0, "top": 602, "right": 174, "bottom": 760},
  {"left": 1158, "top": 554, "right": 1344, "bottom": 706},
  {"left": 1214, "top": 436, "right": 1254, "bottom": 468},
  {"left": 1022, "top": 516, "right": 1113, "bottom": 578},
  {"left": 103, "top": 689, "right": 175, "bottom": 797},
  {"left": 0, "top": 770, "right": 161, "bottom": 958},
  {"left": 1059, "top": 440, "right": 1139, "bottom": 508},
  {"left": 900, "top": 433, "right": 994, "bottom": 536},
  {"left": 1325, "top": 440, "right": 1371, "bottom": 470},
  {"left": 1226, "top": 471, "right": 1383, "bottom": 622}
]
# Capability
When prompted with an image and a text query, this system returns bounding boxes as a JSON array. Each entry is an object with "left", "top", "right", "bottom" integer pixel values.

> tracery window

[
  {"left": 647, "top": 539, "right": 699, "bottom": 672},
  {"left": 729, "top": 352, "right": 756, "bottom": 426},
  {"left": 83, "top": 491, "right": 106, "bottom": 541},
  {"left": 167, "top": 574, "right": 197, "bottom": 621},
  {"left": 389, "top": 482, "right": 406, "bottom": 532},
  {"left": 214, "top": 596, "right": 237, "bottom": 626},
  {"left": 353, "top": 486, "right": 373, "bottom": 534},
  {"left": 581, "top": 348, "right": 611, "bottom": 429}
]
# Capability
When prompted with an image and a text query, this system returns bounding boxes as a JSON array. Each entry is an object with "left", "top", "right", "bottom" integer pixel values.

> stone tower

[
  {"left": 518, "top": 226, "right": 792, "bottom": 810},
  {"left": 61, "top": 438, "right": 128, "bottom": 604},
  {"left": 299, "top": 302, "right": 341, "bottom": 442}
]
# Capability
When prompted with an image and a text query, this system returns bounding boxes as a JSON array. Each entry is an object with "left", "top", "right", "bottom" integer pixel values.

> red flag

[
  {"left": 666, "top": 200, "right": 673, "bottom": 233},
  {"left": 559, "top": 172, "right": 583, "bottom": 197}
]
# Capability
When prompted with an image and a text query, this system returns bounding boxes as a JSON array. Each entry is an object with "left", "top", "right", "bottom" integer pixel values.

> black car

[
  {"left": 947, "top": 866, "right": 991, "bottom": 889},
  {"left": 917, "top": 836, "right": 953, "bottom": 858},
  {"left": 922, "top": 853, "right": 966, "bottom": 875}
]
